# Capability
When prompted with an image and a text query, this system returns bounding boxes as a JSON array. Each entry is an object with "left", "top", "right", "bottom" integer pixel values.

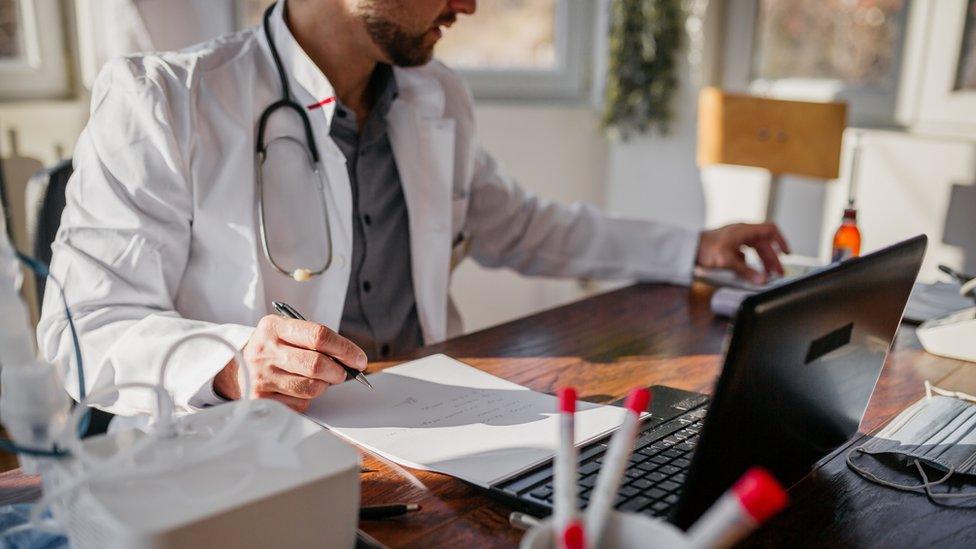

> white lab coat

[{"left": 37, "top": 2, "right": 698, "bottom": 416}]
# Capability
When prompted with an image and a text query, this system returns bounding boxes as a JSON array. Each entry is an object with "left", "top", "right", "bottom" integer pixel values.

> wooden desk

[{"left": 0, "top": 283, "right": 972, "bottom": 547}]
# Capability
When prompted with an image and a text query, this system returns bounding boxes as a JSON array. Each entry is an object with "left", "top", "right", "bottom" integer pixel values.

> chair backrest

[
  {"left": 26, "top": 158, "right": 73, "bottom": 305},
  {"left": 697, "top": 87, "right": 847, "bottom": 179},
  {"left": 26, "top": 159, "right": 115, "bottom": 436}
]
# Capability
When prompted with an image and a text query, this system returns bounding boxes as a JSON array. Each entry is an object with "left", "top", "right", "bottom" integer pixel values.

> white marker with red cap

[
  {"left": 561, "top": 521, "right": 585, "bottom": 549},
  {"left": 554, "top": 388, "right": 580, "bottom": 547},
  {"left": 585, "top": 387, "right": 651, "bottom": 547},
  {"left": 686, "top": 467, "right": 788, "bottom": 548}
]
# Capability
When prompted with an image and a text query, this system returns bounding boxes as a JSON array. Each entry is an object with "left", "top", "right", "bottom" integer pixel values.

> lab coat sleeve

[
  {"left": 36, "top": 58, "right": 253, "bottom": 417},
  {"left": 463, "top": 146, "right": 699, "bottom": 283}
]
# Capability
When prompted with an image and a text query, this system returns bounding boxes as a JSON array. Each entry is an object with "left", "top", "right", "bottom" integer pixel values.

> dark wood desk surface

[{"left": 0, "top": 283, "right": 971, "bottom": 547}]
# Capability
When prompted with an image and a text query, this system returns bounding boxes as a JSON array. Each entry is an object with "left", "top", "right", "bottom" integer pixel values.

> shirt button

[
  {"left": 380, "top": 344, "right": 391, "bottom": 358},
  {"left": 363, "top": 280, "right": 372, "bottom": 293},
  {"left": 363, "top": 214, "right": 372, "bottom": 226}
]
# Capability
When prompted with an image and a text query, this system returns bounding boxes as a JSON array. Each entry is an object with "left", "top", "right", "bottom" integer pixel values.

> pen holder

[{"left": 519, "top": 512, "right": 689, "bottom": 549}]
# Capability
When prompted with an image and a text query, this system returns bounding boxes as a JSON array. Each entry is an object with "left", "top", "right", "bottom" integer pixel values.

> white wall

[{"left": 450, "top": 103, "right": 611, "bottom": 333}]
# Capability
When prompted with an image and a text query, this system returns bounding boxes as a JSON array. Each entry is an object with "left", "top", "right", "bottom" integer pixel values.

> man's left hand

[{"left": 697, "top": 223, "right": 791, "bottom": 285}]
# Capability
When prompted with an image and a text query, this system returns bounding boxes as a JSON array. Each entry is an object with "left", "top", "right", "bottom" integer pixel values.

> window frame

[
  {"left": 0, "top": 0, "right": 70, "bottom": 100},
  {"left": 720, "top": 0, "right": 911, "bottom": 127},
  {"left": 901, "top": 0, "right": 976, "bottom": 134},
  {"left": 232, "top": 1, "right": 594, "bottom": 102},
  {"left": 445, "top": 1, "right": 594, "bottom": 102}
]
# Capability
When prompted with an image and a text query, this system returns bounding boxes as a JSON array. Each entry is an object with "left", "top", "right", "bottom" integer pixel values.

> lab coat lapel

[{"left": 388, "top": 77, "right": 455, "bottom": 344}]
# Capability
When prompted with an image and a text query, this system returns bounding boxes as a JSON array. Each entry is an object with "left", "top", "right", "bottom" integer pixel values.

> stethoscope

[{"left": 256, "top": 2, "right": 332, "bottom": 282}]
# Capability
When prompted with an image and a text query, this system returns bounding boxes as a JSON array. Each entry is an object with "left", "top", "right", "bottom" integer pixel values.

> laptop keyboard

[{"left": 511, "top": 405, "right": 708, "bottom": 519}]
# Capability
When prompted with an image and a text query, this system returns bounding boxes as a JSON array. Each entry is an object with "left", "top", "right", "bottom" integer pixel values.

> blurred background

[{"left": 0, "top": 0, "right": 973, "bottom": 334}]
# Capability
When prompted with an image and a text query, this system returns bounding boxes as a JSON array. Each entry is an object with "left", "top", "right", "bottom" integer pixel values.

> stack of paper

[{"left": 306, "top": 354, "right": 631, "bottom": 487}]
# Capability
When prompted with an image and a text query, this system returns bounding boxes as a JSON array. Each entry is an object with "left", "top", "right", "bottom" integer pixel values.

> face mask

[{"left": 847, "top": 383, "right": 976, "bottom": 502}]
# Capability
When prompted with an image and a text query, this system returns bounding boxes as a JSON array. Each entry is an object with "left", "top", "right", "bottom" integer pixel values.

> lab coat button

[{"left": 334, "top": 255, "right": 345, "bottom": 268}]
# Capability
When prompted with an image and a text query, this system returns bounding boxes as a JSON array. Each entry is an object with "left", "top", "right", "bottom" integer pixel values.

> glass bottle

[{"left": 831, "top": 207, "right": 861, "bottom": 262}]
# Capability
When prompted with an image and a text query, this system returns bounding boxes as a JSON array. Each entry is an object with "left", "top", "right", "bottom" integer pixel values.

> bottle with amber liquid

[
  {"left": 832, "top": 132, "right": 863, "bottom": 262},
  {"left": 831, "top": 206, "right": 861, "bottom": 262}
]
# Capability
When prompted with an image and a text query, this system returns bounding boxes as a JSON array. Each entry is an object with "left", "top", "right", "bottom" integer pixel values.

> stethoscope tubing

[{"left": 256, "top": 1, "right": 333, "bottom": 280}]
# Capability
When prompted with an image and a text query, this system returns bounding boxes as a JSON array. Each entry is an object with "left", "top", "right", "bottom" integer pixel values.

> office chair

[
  {"left": 26, "top": 159, "right": 114, "bottom": 437},
  {"left": 697, "top": 87, "right": 847, "bottom": 221}
]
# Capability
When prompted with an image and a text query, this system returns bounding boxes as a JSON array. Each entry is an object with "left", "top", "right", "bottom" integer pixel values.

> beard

[{"left": 360, "top": 12, "right": 435, "bottom": 67}]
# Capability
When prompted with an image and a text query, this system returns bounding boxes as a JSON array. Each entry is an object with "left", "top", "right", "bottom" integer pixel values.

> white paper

[{"left": 305, "top": 354, "right": 630, "bottom": 487}]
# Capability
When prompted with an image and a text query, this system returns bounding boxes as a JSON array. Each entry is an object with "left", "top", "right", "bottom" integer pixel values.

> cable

[{"left": 12, "top": 250, "right": 90, "bottom": 437}]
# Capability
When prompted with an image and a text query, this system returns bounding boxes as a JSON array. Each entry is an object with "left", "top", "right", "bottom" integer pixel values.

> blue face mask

[{"left": 847, "top": 384, "right": 976, "bottom": 502}]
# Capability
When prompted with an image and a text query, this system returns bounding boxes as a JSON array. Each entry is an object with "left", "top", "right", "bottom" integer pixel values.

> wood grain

[{"left": 0, "top": 283, "right": 969, "bottom": 547}]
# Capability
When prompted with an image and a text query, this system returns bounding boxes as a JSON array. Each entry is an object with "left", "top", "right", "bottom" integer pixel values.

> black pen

[
  {"left": 939, "top": 264, "right": 975, "bottom": 285},
  {"left": 272, "top": 300, "right": 373, "bottom": 389},
  {"left": 359, "top": 503, "right": 421, "bottom": 520}
]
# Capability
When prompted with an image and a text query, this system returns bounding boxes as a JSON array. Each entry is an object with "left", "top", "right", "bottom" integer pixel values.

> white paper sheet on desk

[{"left": 305, "top": 354, "right": 630, "bottom": 487}]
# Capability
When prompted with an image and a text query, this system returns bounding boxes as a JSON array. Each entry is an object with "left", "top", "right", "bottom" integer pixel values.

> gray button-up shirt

[{"left": 331, "top": 64, "right": 423, "bottom": 360}]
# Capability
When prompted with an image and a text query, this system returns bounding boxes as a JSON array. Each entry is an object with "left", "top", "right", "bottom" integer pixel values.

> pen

[
  {"left": 359, "top": 503, "right": 421, "bottom": 520},
  {"left": 584, "top": 387, "right": 650, "bottom": 547},
  {"left": 554, "top": 387, "right": 580, "bottom": 547},
  {"left": 939, "top": 264, "right": 975, "bottom": 284},
  {"left": 508, "top": 511, "right": 541, "bottom": 531},
  {"left": 272, "top": 300, "right": 373, "bottom": 389}
]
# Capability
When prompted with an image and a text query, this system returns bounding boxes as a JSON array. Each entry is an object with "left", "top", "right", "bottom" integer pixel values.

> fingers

[
  {"left": 739, "top": 223, "right": 790, "bottom": 277},
  {"left": 277, "top": 345, "right": 347, "bottom": 385},
  {"left": 770, "top": 225, "right": 791, "bottom": 255},
  {"left": 262, "top": 392, "right": 315, "bottom": 414},
  {"left": 727, "top": 252, "right": 766, "bottom": 285},
  {"left": 753, "top": 240, "right": 784, "bottom": 277},
  {"left": 266, "top": 317, "right": 368, "bottom": 371},
  {"left": 254, "top": 366, "right": 329, "bottom": 400}
]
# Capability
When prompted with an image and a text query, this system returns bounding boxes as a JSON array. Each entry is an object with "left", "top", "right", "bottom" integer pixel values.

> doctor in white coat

[{"left": 38, "top": 0, "right": 789, "bottom": 417}]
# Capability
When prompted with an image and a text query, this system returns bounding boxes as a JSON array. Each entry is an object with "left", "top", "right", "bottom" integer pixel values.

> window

[
  {"left": 955, "top": 0, "right": 976, "bottom": 90},
  {"left": 437, "top": 0, "right": 591, "bottom": 101},
  {"left": 0, "top": 0, "right": 24, "bottom": 60},
  {"left": 0, "top": 0, "right": 70, "bottom": 99},
  {"left": 906, "top": 0, "right": 976, "bottom": 132},
  {"left": 722, "top": 0, "right": 910, "bottom": 126},
  {"left": 236, "top": 0, "right": 591, "bottom": 101}
]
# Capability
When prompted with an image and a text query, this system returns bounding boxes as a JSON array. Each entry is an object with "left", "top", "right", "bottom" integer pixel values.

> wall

[{"left": 449, "top": 103, "right": 612, "bottom": 333}]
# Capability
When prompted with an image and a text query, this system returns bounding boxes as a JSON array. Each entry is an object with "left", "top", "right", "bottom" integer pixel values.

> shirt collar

[{"left": 263, "top": 0, "right": 338, "bottom": 119}]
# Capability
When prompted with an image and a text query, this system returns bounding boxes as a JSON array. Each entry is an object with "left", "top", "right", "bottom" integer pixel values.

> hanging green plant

[{"left": 602, "top": 0, "right": 684, "bottom": 140}]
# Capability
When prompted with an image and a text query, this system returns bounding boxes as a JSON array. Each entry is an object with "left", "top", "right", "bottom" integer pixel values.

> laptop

[{"left": 490, "top": 234, "right": 927, "bottom": 529}]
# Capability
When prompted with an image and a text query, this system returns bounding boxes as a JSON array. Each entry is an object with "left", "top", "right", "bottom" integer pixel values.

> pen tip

[{"left": 360, "top": 375, "right": 374, "bottom": 389}]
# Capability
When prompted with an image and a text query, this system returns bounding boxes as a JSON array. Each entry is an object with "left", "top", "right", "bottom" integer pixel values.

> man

[{"left": 38, "top": 0, "right": 789, "bottom": 417}]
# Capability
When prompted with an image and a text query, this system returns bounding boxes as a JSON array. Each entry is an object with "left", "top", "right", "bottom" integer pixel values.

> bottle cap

[
  {"left": 558, "top": 387, "right": 577, "bottom": 414},
  {"left": 732, "top": 467, "right": 788, "bottom": 523},
  {"left": 625, "top": 388, "right": 651, "bottom": 414},
  {"left": 842, "top": 208, "right": 857, "bottom": 221}
]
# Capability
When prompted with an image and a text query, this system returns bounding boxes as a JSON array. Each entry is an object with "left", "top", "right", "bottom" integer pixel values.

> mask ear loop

[{"left": 847, "top": 447, "right": 976, "bottom": 502}]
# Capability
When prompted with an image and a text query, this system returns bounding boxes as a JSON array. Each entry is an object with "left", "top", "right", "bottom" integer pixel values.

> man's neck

[{"left": 285, "top": 1, "right": 382, "bottom": 120}]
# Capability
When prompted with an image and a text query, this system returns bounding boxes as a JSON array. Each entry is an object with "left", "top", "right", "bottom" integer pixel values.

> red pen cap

[
  {"left": 624, "top": 388, "right": 651, "bottom": 414},
  {"left": 732, "top": 467, "right": 788, "bottom": 523},
  {"left": 562, "top": 521, "right": 585, "bottom": 549},
  {"left": 558, "top": 387, "right": 577, "bottom": 414}
]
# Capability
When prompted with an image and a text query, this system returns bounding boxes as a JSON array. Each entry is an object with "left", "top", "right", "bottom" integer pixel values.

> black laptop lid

[{"left": 672, "top": 235, "right": 927, "bottom": 529}]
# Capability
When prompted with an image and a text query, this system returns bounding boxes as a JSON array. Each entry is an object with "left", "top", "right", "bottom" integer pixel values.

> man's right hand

[{"left": 214, "top": 315, "right": 367, "bottom": 413}]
